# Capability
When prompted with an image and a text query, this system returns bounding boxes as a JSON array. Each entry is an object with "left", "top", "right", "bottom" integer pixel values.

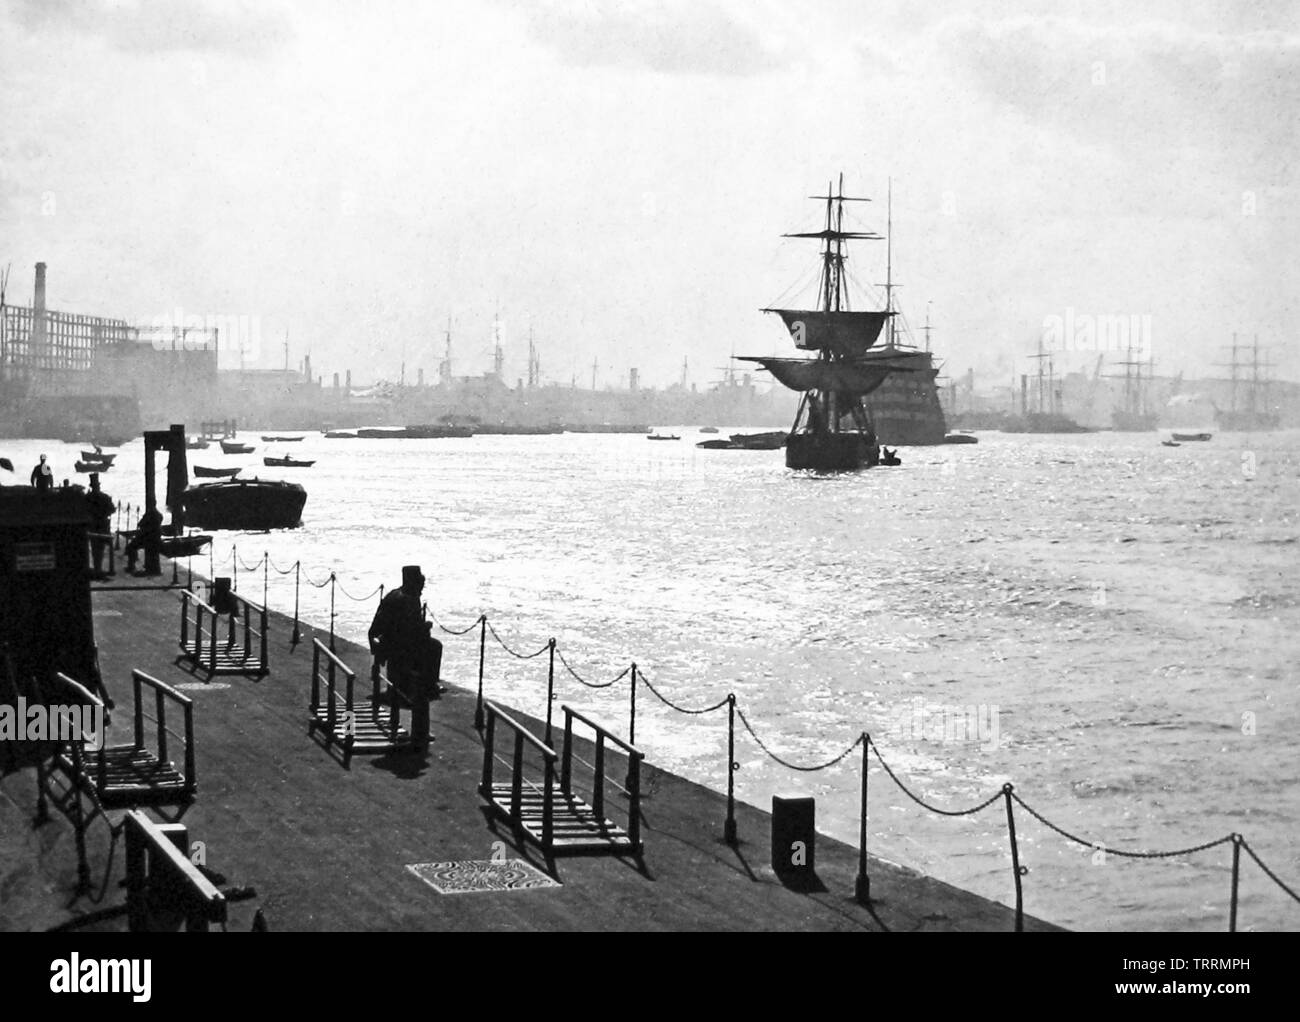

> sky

[{"left": 1, "top": 0, "right": 1296, "bottom": 389}]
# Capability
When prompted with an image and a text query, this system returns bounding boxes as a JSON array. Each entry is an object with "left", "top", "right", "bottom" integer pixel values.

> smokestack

[
  {"left": 32, "top": 261, "right": 48, "bottom": 356},
  {"left": 34, "top": 262, "right": 46, "bottom": 312},
  {"left": 346, "top": 370, "right": 352, "bottom": 390},
  {"left": 333, "top": 372, "right": 340, "bottom": 390}
]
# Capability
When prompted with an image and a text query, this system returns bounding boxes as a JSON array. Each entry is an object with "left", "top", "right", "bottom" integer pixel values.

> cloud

[
  {"left": 930, "top": 16, "right": 1300, "bottom": 168},
  {"left": 505, "top": 0, "right": 788, "bottom": 76},
  {"left": 8, "top": 0, "right": 292, "bottom": 56}
]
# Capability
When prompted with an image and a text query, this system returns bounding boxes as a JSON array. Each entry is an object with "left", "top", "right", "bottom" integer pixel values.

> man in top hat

[
  {"left": 85, "top": 473, "right": 116, "bottom": 578},
  {"left": 368, "top": 564, "right": 443, "bottom": 749}
]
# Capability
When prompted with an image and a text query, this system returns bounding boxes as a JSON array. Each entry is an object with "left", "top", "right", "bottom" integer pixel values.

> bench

[
  {"left": 479, "top": 700, "right": 643, "bottom": 857},
  {"left": 178, "top": 587, "right": 268, "bottom": 677},
  {"left": 308, "top": 638, "right": 415, "bottom": 766},
  {"left": 35, "top": 670, "right": 197, "bottom": 893},
  {"left": 124, "top": 811, "right": 227, "bottom": 932}
]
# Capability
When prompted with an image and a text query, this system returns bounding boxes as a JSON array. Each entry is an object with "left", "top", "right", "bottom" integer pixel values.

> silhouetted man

[
  {"left": 85, "top": 474, "right": 115, "bottom": 578},
  {"left": 368, "top": 565, "right": 443, "bottom": 749},
  {"left": 30, "top": 454, "right": 53, "bottom": 491},
  {"left": 125, "top": 505, "right": 163, "bottom": 574}
]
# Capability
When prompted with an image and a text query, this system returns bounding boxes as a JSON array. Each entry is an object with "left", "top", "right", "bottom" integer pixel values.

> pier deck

[{"left": 0, "top": 575, "right": 1063, "bottom": 932}]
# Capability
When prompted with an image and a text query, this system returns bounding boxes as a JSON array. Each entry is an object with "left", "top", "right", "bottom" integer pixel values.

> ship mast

[{"left": 884, "top": 178, "right": 894, "bottom": 349}]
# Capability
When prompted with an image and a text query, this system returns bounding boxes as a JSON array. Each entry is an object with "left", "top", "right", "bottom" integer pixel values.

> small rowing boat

[
  {"left": 193, "top": 466, "right": 241, "bottom": 479},
  {"left": 264, "top": 455, "right": 315, "bottom": 468}
]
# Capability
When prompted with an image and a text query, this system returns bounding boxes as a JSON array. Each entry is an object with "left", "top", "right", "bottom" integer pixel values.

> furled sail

[
  {"left": 738, "top": 356, "right": 912, "bottom": 395},
  {"left": 763, "top": 310, "right": 891, "bottom": 358}
]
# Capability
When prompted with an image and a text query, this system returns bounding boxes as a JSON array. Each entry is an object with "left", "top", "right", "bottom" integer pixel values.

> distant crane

[{"left": 1086, "top": 353, "right": 1105, "bottom": 416}]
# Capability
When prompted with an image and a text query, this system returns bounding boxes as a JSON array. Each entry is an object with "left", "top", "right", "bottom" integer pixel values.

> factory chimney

[{"left": 32, "top": 261, "right": 48, "bottom": 357}]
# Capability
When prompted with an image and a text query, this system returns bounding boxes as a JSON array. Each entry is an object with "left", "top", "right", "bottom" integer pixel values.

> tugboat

[
  {"left": 740, "top": 174, "right": 912, "bottom": 470},
  {"left": 180, "top": 478, "right": 307, "bottom": 530}
]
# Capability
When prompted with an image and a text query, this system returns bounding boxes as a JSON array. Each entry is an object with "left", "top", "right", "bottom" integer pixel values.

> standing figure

[
  {"left": 368, "top": 564, "right": 443, "bottom": 749},
  {"left": 85, "top": 474, "right": 116, "bottom": 578},
  {"left": 30, "top": 454, "right": 53, "bottom": 492}
]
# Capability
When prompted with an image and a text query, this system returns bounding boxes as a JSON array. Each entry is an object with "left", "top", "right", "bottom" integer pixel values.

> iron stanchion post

[
  {"left": 290, "top": 561, "right": 301, "bottom": 647},
  {"left": 233, "top": 543, "right": 238, "bottom": 592},
  {"left": 170, "top": 550, "right": 178, "bottom": 586},
  {"left": 545, "top": 638, "right": 556, "bottom": 746},
  {"left": 624, "top": 663, "right": 638, "bottom": 791},
  {"left": 209, "top": 541, "right": 214, "bottom": 581},
  {"left": 263, "top": 552, "right": 269, "bottom": 612},
  {"left": 856, "top": 732, "right": 870, "bottom": 904},
  {"left": 329, "top": 572, "right": 337, "bottom": 652},
  {"left": 1003, "top": 783, "right": 1025, "bottom": 932},
  {"left": 187, "top": 555, "right": 193, "bottom": 590},
  {"left": 1229, "top": 833, "right": 1242, "bottom": 933},
  {"left": 725, "top": 693, "right": 738, "bottom": 845},
  {"left": 474, "top": 615, "right": 487, "bottom": 731}
]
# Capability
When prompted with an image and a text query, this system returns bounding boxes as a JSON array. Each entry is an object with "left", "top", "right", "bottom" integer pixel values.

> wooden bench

[
  {"left": 178, "top": 587, "right": 268, "bottom": 677},
  {"left": 35, "top": 670, "right": 197, "bottom": 893},
  {"left": 308, "top": 638, "right": 414, "bottom": 766},
  {"left": 124, "top": 810, "right": 227, "bottom": 932},
  {"left": 479, "top": 700, "right": 643, "bottom": 857}
]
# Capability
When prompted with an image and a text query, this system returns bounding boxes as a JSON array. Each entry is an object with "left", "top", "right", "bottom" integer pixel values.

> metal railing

[
  {"left": 560, "top": 705, "right": 643, "bottom": 851},
  {"left": 479, "top": 700, "right": 558, "bottom": 851}
]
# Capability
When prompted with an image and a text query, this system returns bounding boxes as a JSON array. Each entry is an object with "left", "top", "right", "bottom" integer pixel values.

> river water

[{"left": 9, "top": 427, "right": 1298, "bottom": 931}]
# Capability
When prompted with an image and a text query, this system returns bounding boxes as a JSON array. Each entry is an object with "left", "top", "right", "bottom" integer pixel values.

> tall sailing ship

[
  {"left": 1216, "top": 334, "right": 1280, "bottom": 431},
  {"left": 740, "top": 175, "right": 926, "bottom": 470},
  {"left": 857, "top": 184, "right": 947, "bottom": 445},
  {"left": 1001, "top": 340, "right": 1093, "bottom": 433},
  {"left": 1108, "top": 358, "right": 1158, "bottom": 431}
]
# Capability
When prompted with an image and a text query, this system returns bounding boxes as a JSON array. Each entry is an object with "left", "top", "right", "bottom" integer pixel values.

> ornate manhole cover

[{"left": 405, "top": 860, "right": 561, "bottom": 895}]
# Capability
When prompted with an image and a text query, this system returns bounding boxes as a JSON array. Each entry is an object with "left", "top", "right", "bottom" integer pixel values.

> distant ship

[
  {"left": 740, "top": 175, "right": 920, "bottom": 470},
  {"left": 1215, "top": 334, "right": 1280, "bottom": 431},
  {"left": 858, "top": 190, "right": 947, "bottom": 446},
  {"left": 1108, "top": 358, "right": 1158, "bottom": 431},
  {"left": 1002, "top": 341, "right": 1094, "bottom": 433}
]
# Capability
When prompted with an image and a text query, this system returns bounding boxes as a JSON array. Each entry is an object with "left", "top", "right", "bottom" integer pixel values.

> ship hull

[
  {"left": 786, "top": 432, "right": 877, "bottom": 471},
  {"left": 860, "top": 351, "right": 947, "bottom": 445},
  {"left": 1214, "top": 411, "right": 1280, "bottom": 431},
  {"left": 180, "top": 480, "right": 307, "bottom": 530},
  {"left": 1111, "top": 411, "right": 1158, "bottom": 431},
  {"left": 1000, "top": 413, "right": 1094, "bottom": 434}
]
